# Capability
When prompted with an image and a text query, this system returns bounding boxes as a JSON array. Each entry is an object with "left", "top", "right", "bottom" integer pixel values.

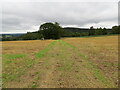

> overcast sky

[{"left": 1, "top": 0, "right": 119, "bottom": 34}]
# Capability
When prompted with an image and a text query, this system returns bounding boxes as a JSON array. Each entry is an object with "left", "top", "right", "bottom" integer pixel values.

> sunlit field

[{"left": 2, "top": 35, "right": 118, "bottom": 88}]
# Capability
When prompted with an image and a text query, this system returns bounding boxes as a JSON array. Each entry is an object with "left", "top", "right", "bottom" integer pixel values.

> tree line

[{"left": 2, "top": 22, "right": 120, "bottom": 41}]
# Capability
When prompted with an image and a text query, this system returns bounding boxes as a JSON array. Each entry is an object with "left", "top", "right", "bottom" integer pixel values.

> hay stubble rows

[{"left": 2, "top": 35, "right": 118, "bottom": 88}]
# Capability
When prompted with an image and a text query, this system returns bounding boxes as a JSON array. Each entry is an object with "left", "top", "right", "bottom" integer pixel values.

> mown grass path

[{"left": 3, "top": 40, "right": 116, "bottom": 88}]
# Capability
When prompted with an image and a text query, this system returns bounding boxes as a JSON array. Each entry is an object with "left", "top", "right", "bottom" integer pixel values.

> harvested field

[
  {"left": 2, "top": 35, "right": 118, "bottom": 88},
  {"left": 63, "top": 35, "right": 118, "bottom": 87}
]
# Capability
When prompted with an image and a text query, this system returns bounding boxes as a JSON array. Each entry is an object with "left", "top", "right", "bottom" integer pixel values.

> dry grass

[
  {"left": 2, "top": 40, "right": 54, "bottom": 87},
  {"left": 2, "top": 35, "right": 118, "bottom": 88},
  {"left": 63, "top": 35, "right": 118, "bottom": 86},
  {"left": 2, "top": 40, "right": 54, "bottom": 56}
]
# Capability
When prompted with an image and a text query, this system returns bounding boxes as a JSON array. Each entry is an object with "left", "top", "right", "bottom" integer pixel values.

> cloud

[{"left": 1, "top": 1, "right": 118, "bottom": 33}]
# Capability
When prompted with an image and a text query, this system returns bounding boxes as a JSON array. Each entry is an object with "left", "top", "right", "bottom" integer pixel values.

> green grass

[
  {"left": 60, "top": 40, "right": 76, "bottom": 48},
  {"left": 58, "top": 52, "right": 74, "bottom": 71},
  {"left": 3, "top": 56, "right": 36, "bottom": 83},
  {"left": 3, "top": 54, "right": 25, "bottom": 60},
  {"left": 77, "top": 52, "right": 115, "bottom": 87},
  {"left": 36, "top": 40, "right": 58, "bottom": 58},
  {"left": 56, "top": 41, "right": 74, "bottom": 71},
  {"left": 3, "top": 54, "right": 27, "bottom": 82},
  {"left": 3, "top": 41, "right": 58, "bottom": 87},
  {"left": 55, "top": 40, "right": 115, "bottom": 87},
  {"left": 3, "top": 40, "right": 58, "bottom": 87},
  {"left": 3, "top": 53, "right": 35, "bottom": 82},
  {"left": 87, "top": 60, "right": 114, "bottom": 86},
  {"left": 31, "top": 81, "right": 38, "bottom": 88}
]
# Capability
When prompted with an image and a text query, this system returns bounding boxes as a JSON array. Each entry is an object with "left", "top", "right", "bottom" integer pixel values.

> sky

[{"left": 1, "top": 0, "right": 119, "bottom": 34}]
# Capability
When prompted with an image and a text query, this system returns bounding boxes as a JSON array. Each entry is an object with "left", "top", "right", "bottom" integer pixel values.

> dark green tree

[
  {"left": 18, "top": 32, "right": 43, "bottom": 40},
  {"left": 95, "top": 28, "right": 100, "bottom": 35},
  {"left": 39, "top": 22, "right": 63, "bottom": 39},
  {"left": 99, "top": 27, "right": 103, "bottom": 35},
  {"left": 89, "top": 26, "right": 95, "bottom": 35},
  {"left": 112, "top": 26, "right": 120, "bottom": 34},
  {"left": 102, "top": 27, "right": 107, "bottom": 35},
  {"left": 95, "top": 27, "right": 107, "bottom": 35}
]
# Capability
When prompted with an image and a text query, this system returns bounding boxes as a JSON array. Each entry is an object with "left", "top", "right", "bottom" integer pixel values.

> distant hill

[
  {"left": 0, "top": 33, "right": 25, "bottom": 41},
  {"left": 63, "top": 27, "right": 89, "bottom": 33},
  {"left": 1, "top": 33, "right": 25, "bottom": 37},
  {"left": 63, "top": 27, "right": 112, "bottom": 33},
  {"left": 0, "top": 33, "right": 26, "bottom": 37}
]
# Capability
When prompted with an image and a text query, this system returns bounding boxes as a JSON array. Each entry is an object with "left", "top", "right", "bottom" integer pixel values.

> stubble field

[{"left": 2, "top": 35, "right": 118, "bottom": 88}]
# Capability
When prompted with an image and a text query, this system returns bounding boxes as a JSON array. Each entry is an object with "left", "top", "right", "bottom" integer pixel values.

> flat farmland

[{"left": 2, "top": 35, "right": 118, "bottom": 88}]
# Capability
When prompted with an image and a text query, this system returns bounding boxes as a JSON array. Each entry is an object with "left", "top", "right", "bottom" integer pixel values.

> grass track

[
  {"left": 36, "top": 40, "right": 58, "bottom": 58},
  {"left": 59, "top": 40, "right": 115, "bottom": 87}
]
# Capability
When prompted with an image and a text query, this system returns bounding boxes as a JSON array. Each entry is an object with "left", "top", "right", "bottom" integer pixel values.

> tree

[
  {"left": 112, "top": 26, "right": 120, "bottom": 34},
  {"left": 99, "top": 27, "right": 103, "bottom": 35},
  {"left": 95, "top": 28, "right": 100, "bottom": 35},
  {"left": 102, "top": 27, "right": 107, "bottom": 35},
  {"left": 89, "top": 26, "right": 95, "bottom": 35},
  {"left": 94, "top": 27, "right": 107, "bottom": 35},
  {"left": 39, "top": 22, "right": 63, "bottom": 39},
  {"left": 18, "top": 33, "right": 43, "bottom": 40}
]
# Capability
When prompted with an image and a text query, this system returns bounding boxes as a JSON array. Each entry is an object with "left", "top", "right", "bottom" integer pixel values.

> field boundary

[{"left": 61, "top": 34, "right": 119, "bottom": 39}]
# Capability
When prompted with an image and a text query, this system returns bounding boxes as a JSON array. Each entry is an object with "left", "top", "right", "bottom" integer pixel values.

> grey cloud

[{"left": 2, "top": 2, "right": 118, "bottom": 33}]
